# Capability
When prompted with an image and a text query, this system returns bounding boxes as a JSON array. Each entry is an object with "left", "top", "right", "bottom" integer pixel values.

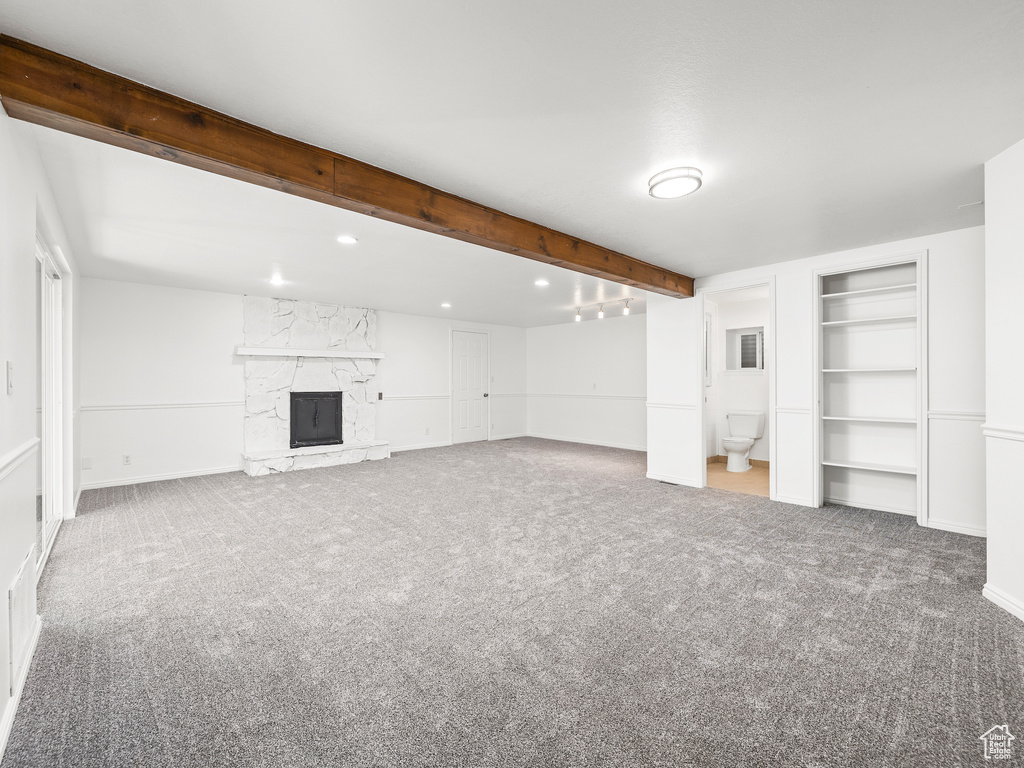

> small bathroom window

[{"left": 726, "top": 327, "right": 764, "bottom": 371}]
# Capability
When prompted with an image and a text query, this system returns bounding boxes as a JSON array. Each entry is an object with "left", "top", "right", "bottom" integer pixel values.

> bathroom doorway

[{"left": 701, "top": 284, "right": 772, "bottom": 497}]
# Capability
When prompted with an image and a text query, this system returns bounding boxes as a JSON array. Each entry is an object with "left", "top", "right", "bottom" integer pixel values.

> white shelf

[
  {"left": 822, "top": 367, "right": 916, "bottom": 373},
  {"left": 821, "top": 283, "right": 917, "bottom": 300},
  {"left": 821, "top": 315, "right": 916, "bottom": 327},
  {"left": 235, "top": 346, "right": 385, "bottom": 359},
  {"left": 822, "top": 416, "right": 917, "bottom": 424},
  {"left": 822, "top": 459, "right": 917, "bottom": 475}
]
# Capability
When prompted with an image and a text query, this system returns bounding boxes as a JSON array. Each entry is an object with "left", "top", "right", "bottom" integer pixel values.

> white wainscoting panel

[
  {"left": 489, "top": 394, "right": 528, "bottom": 441},
  {"left": 773, "top": 408, "right": 815, "bottom": 506},
  {"left": 374, "top": 396, "right": 451, "bottom": 452},
  {"left": 528, "top": 394, "right": 646, "bottom": 451},
  {"left": 79, "top": 403, "right": 244, "bottom": 489},
  {"left": 984, "top": 431, "right": 1024, "bottom": 622},
  {"left": 645, "top": 403, "right": 700, "bottom": 485},
  {"left": 927, "top": 411, "right": 986, "bottom": 536}
]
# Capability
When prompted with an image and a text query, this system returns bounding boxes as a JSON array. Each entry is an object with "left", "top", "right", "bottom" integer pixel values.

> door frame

[
  {"left": 34, "top": 238, "right": 65, "bottom": 577},
  {"left": 449, "top": 327, "right": 492, "bottom": 444},
  {"left": 810, "top": 250, "right": 929, "bottom": 520},
  {"left": 695, "top": 276, "right": 777, "bottom": 500}
]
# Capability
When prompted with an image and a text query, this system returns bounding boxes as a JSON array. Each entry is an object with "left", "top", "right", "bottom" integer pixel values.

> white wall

[
  {"left": 708, "top": 297, "right": 770, "bottom": 460},
  {"left": 526, "top": 313, "right": 646, "bottom": 451},
  {"left": 646, "top": 293, "right": 703, "bottom": 485},
  {"left": 79, "top": 279, "right": 246, "bottom": 488},
  {"left": 984, "top": 137, "right": 1024, "bottom": 623},
  {"left": 0, "top": 112, "right": 79, "bottom": 760},
  {"left": 648, "top": 226, "right": 987, "bottom": 535},
  {"left": 77, "top": 282, "right": 531, "bottom": 485},
  {"left": 375, "top": 311, "right": 527, "bottom": 451}
]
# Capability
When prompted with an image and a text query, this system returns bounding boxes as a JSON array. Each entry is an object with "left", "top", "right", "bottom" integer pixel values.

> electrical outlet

[
  {"left": 425, "top": 427, "right": 431, "bottom": 436},
  {"left": 122, "top": 455, "right": 132, "bottom": 466},
  {"left": 82, "top": 457, "right": 92, "bottom": 470}
]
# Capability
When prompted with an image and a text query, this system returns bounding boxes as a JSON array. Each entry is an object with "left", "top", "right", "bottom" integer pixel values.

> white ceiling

[
  {"left": 4, "top": 1, "right": 1024, "bottom": 324},
  {"left": 28, "top": 126, "right": 642, "bottom": 327}
]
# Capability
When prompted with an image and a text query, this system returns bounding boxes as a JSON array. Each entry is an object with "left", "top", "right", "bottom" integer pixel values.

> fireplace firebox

[{"left": 290, "top": 392, "right": 343, "bottom": 449}]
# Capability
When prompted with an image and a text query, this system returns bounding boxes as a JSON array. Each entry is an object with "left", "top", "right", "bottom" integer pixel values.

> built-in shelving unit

[{"left": 818, "top": 260, "right": 922, "bottom": 516}]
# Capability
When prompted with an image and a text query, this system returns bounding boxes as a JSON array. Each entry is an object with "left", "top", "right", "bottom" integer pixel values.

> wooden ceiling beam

[{"left": 0, "top": 35, "right": 694, "bottom": 298}]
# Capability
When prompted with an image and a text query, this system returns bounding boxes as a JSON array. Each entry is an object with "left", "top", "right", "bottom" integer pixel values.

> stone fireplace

[{"left": 238, "top": 296, "right": 389, "bottom": 476}]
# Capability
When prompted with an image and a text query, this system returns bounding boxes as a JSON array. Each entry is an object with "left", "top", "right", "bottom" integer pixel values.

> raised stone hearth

[{"left": 239, "top": 296, "right": 389, "bottom": 476}]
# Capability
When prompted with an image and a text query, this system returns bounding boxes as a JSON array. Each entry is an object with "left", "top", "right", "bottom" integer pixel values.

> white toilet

[{"left": 722, "top": 412, "right": 765, "bottom": 472}]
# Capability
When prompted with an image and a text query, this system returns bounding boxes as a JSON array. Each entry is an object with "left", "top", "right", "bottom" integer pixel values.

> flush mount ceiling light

[
  {"left": 441, "top": 303, "right": 452, "bottom": 308},
  {"left": 269, "top": 273, "right": 285, "bottom": 286},
  {"left": 535, "top": 279, "right": 550, "bottom": 287},
  {"left": 337, "top": 235, "right": 358, "bottom": 244},
  {"left": 648, "top": 167, "right": 702, "bottom": 199}
]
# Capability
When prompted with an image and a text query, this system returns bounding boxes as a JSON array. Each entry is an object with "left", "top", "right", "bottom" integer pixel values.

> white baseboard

[
  {"left": 646, "top": 471, "right": 701, "bottom": 487},
  {"left": 490, "top": 433, "right": 527, "bottom": 441},
  {"left": 926, "top": 518, "right": 987, "bottom": 538},
  {"left": 72, "top": 487, "right": 81, "bottom": 517},
  {"left": 0, "top": 615, "right": 41, "bottom": 764},
  {"left": 773, "top": 494, "right": 817, "bottom": 508},
  {"left": 983, "top": 583, "right": 1024, "bottom": 624},
  {"left": 390, "top": 440, "right": 452, "bottom": 453},
  {"left": 824, "top": 497, "right": 916, "bottom": 516},
  {"left": 528, "top": 433, "right": 646, "bottom": 452},
  {"left": 79, "top": 465, "right": 242, "bottom": 491},
  {"left": 34, "top": 520, "right": 61, "bottom": 580}
]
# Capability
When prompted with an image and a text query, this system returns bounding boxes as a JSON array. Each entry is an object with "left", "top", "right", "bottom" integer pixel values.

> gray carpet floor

[{"left": 3, "top": 438, "right": 1023, "bottom": 768}]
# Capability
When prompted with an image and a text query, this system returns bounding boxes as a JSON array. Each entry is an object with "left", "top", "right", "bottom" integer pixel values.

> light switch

[{"left": 5, "top": 361, "right": 12, "bottom": 395}]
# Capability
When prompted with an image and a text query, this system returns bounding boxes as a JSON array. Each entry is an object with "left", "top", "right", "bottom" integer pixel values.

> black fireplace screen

[{"left": 290, "top": 392, "right": 343, "bottom": 449}]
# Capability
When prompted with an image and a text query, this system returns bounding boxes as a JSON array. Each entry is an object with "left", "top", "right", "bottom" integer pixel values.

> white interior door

[{"left": 452, "top": 330, "right": 488, "bottom": 444}]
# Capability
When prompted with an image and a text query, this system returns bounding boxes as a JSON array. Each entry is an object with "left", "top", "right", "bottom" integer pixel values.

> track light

[{"left": 572, "top": 298, "right": 636, "bottom": 322}]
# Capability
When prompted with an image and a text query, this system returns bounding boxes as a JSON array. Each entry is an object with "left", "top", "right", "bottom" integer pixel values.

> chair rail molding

[
  {"left": 80, "top": 402, "right": 245, "bottom": 412},
  {"left": 0, "top": 437, "right": 40, "bottom": 483},
  {"left": 927, "top": 409, "right": 985, "bottom": 421},
  {"left": 981, "top": 424, "right": 1024, "bottom": 442}
]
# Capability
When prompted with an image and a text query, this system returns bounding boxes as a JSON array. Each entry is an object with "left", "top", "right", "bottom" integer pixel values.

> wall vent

[{"left": 8, "top": 545, "right": 36, "bottom": 694}]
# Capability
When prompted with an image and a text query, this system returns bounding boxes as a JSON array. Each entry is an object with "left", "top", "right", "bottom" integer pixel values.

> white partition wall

[
  {"left": 984, "top": 136, "right": 1024, "bottom": 623},
  {"left": 646, "top": 293, "right": 703, "bottom": 486}
]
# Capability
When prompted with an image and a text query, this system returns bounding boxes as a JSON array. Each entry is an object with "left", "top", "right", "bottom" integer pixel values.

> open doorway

[{"left": 702, "top": 285, "right": 771, "bottom": 497}]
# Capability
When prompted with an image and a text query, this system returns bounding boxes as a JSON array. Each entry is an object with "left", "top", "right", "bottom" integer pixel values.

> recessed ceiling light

[
  {"left": 441, "top": 303, "right": 452, "bottom": 308},
  {"left": 269, "top": 273, "right": 285, "bottom": 286},
  {"left": 535, "top": 279, "right": 549, "bottom": 287},
  {"left": 648, "top": 167, "right": 702, "bottom": 199},
  {"left": 337, "top": 235, "right": 358, "bottom": 244}
]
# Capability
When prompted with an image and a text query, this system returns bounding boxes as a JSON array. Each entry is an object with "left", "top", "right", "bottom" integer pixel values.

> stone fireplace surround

[{"left": 238, "top": 296, "right": 389, "bottom": 476}]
